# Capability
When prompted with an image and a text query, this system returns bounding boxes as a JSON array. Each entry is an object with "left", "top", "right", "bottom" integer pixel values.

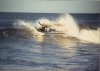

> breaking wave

[{"left": 12, "top": 14, "right": 100, "bottom": 44}]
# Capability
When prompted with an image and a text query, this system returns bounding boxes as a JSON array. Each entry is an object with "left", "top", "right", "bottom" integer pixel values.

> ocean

[{"left": 0, "top": 12, "right": 100, "bottom": 71}]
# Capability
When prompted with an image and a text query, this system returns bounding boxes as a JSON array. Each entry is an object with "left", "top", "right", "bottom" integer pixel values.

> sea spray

[
  {"left": 56, "top": 14, "right": 100, "bottom": 44},
  {"left": 13, "top": 20, "right": 44, "bottom": 42},
  {"left": 79, "top": 29, "right": 100, "bottom": 44},
  {"left": 12, "top": 14, "right": 100, "bottom": 44},
  {"left": 56, "top": 14, "right": 79, "bottom": 37},
  {"left": 35, "top": 14, "right": 100, "bottom": 44}
]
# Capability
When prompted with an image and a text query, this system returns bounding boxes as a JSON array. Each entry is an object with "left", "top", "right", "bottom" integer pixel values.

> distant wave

[{"left": 12, "top": 14, "right": 100, "bottom": 44}]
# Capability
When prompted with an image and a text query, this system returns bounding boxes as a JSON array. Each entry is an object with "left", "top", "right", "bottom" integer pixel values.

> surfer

[
  {"left": 38, "top": 22, "right": 57, "bottom": 32},
  {"left": 38, "top": 22, "right": 48, "bottom": 32},
  {"left": 37, "top": 21, "right": 66, "bottom": 33}
]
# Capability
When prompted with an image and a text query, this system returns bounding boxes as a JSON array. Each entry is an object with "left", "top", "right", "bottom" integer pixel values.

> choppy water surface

[
  {"left": 0, "top": 34, "right": 99, "bottom": 71},
  {"left": 0, "top": 13, "right": 99, "bottom": 71}
]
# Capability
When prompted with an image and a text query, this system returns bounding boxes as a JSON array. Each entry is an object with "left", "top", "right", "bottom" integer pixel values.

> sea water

[{"left": 0, "top": 12, "right": 99, "bottom": 71}]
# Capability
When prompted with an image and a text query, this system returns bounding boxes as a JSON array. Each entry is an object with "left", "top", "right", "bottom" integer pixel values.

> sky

[{"left": 0, "top": 0, "right": 100, "bottom": 13}]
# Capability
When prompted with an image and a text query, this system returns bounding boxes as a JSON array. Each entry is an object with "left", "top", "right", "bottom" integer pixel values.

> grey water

[{"left": 0, "top": 13, "right": 100, "bottom": 71}]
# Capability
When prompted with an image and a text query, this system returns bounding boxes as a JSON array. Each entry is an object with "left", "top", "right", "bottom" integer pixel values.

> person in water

[
  {"left": 38, "top": 22, "right": 47, "bottom": 32},
  {"left": 38, "top": 22, "right": 56, "bottom": 32}
]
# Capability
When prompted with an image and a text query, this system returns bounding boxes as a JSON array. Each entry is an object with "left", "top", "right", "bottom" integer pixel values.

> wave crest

[{"left": 12, "top": 14, "right": 100, "bottom": 44}]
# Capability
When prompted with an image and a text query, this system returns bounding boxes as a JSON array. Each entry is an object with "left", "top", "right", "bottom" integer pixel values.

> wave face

[
  {"left": 12, "top": 14, "right": 100, "bottom": 44},
  {"left": 57, "top": 14, "right": 100, "bottom": 44}
]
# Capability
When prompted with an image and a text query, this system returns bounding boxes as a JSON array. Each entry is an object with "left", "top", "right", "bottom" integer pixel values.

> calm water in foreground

[{"left": 0, "top": 33, "right": 99, "bottom": 71}]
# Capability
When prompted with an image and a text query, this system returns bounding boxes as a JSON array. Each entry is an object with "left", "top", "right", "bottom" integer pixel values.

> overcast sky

[{"left": 0, "top": 0, "right": 100, "bottom": 13}]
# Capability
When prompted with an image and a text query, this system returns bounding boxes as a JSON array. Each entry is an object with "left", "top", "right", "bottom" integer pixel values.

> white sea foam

[
  {"left": 35, "top": 14, "right": 100, "bottom": 44},
  {"left": 13, "top": 14, "right": 100, "bottom": 44},
  {"left": 13, "top": 20, "right": 44, "bottom": 42}
]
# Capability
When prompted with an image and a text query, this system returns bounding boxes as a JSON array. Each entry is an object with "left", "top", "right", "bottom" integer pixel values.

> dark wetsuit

[
  {"left": 41, "top": 26, "right": 46, "bottom": 32},
  {"left": 38, "top": 25, "right": 47, "bottom": 32}
]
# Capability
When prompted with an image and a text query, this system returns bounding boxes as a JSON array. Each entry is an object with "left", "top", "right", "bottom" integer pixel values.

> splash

[
  {"left": 79, "top": 29, "right": 100, "bottom": 44},
  {"left": 12, "top": 14, "right": 100, "bottom": 44},
  {"left": 13, "top": 20, "right": 44, "bottom": 42},
  {"left": 56, "top": 14, "right": 79, "bottom": 37},
  {"left": 35, "top": 14, "right": 100, "bottom": 44},
  {"left": 56, "top": 14, "right": 100, "bottom": 44}
]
